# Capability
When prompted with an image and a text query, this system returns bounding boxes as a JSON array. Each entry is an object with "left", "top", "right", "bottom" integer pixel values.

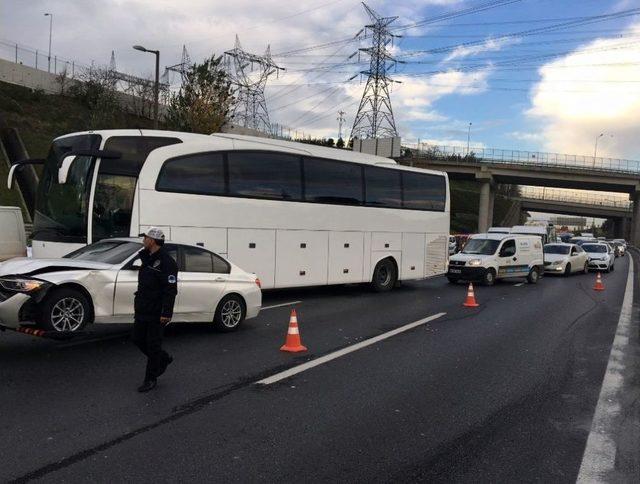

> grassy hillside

[{"left": 0, "top": 80, "right": 156, "bottom": 216}]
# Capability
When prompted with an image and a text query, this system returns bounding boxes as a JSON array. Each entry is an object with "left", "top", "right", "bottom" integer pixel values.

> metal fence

[
  {"left": 0, "top": 39, "right": 85, "bottom": 79},
  {"left": 518, "top": 187, "right": 632, "bottom": 210},
  {"left": 410, "top": 145, "right": 640, "bottom": 176}
]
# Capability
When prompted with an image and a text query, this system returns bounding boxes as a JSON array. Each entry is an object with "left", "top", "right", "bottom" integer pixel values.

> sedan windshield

[
  {"left": 544, "top": 245, "right": 570, "bottom": 255},
  {"left": 64, "top": 240, "right": 142, "bottom": 264},
  {"left": 462, "top": 239, "right": 500, "bottom": 255},
  {"left": 582, "top": 244, "right": 608, "bottom": 254}
]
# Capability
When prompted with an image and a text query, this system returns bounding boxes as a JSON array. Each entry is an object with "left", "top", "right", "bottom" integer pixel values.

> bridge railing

[
  {"left": 518, "top": 187, "right": 632, "bottom": 210},
  {"left": 408, "top": 145, "right": 640, "bottom": 175}
]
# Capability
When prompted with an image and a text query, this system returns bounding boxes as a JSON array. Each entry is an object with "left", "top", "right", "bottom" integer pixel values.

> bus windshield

[{"left": 32, "top": 134, "right": 102, "bottom": 243}]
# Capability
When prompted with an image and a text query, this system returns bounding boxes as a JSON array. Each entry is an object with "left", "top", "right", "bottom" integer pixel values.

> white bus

[{"left": 8, "top": 130, "right": 450, "bottom": 291}]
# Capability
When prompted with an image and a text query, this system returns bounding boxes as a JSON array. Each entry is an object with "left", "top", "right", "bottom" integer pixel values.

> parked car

[
  {"left": 612, "top": 239, "right": 627, "bottom": 250},
  {"left": 608, "top": 241, "right": 625, "bottom": 257},
  {"left": 0, "top": 206, "right": 26, "bottom": 262},
  {"left": 543, "top": 243, "right": 588, "bottom": 276},
  {"left": 582, "top": 243, "right": 615, "bottom": 273},
  {"left": 447, "top": 233, "right": 544, "bottom": 285},
  {"left": 0, "top": 238, "right": 262, "bottom": 333}
]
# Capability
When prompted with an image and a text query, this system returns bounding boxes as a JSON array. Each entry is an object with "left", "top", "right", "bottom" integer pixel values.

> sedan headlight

[
  {"left": 467, "top": 259, "right": 483, "bottom": 266},
  {"left": 0, "top": 278, "right": 47, "bottom": 293}
]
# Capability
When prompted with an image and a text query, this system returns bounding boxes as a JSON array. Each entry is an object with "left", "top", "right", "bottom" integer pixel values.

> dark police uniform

[{"left": 132, "top": 247, "right": 178, "bottom": 382}]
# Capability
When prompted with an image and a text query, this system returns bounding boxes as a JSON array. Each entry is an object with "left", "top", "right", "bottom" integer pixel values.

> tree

[
  {"left": 325, "top": 138, "right": 335, "bottom": 147},
  {"left": 67, "top": 66, "right": 123, "bottom": 129},
  {"left": 165, "top": 55, "right": 233, "bottom": 134},
  {"left": 336, "top": 137, "right": 345, "bottom": 149}
]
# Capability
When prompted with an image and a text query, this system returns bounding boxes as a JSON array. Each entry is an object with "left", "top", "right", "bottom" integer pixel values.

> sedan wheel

[
  {"left": 39, "top": 288, "right": 92, "bottom": 332},
  {"left": 563, "top": 263, "right": 571, "bottom": 277},
  {"left": 213, "top": 294, "right": 246, "bottom": 332}
]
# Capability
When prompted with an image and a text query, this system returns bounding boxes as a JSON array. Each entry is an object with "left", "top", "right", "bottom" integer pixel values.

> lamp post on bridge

[
  {"left": 466, "top": 122, "right": 472, "bottom": 156},
  {"left": 593, "top": 132, "right": 613, "bottom": 167}
]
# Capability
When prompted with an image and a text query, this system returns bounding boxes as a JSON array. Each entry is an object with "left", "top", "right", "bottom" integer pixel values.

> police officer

[{"left": 132, "top": 227, "right": 178, "bottom": 392}]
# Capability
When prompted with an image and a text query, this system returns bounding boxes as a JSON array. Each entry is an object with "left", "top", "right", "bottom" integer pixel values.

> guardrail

[
  {"left": 406, "top": 145, "right": 640, "bottom": 176},
  {"left": 518, "top": 187, "right": 632, "bottom": 210}
]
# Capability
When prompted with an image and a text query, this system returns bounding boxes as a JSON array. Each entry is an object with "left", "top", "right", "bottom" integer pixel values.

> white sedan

[
  {"left": 0, "top": 238, "right": 262, "bottom": 333},
  {"left": 582, "top": 242, "right": 615, "bottom": 273},
  {"left": 543, "top": 243, "right": 589, "bottom": 276}
]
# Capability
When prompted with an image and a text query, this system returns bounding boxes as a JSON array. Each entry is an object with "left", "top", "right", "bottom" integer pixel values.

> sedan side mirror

[{"left": 131, "top": 259, "right": 142, "bottom": 270}]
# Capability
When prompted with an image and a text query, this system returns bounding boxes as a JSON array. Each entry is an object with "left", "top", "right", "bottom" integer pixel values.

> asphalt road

[{"left": 1, "top": 254, "right": 635, "bottom": 483}]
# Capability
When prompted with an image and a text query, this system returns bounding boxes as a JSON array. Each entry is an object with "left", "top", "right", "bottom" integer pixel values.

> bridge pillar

[
  {"left": 632, "top": 192, "right": 640, "bottom": 246},
  {"left": 622, "top": 217, "right": 631, "bottom": 241},
  {"left": 478, "top": 180, "right": 495, "bottom": 233}
]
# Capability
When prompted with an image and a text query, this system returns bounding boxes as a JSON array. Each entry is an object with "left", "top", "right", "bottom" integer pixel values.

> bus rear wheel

[{"left": 371, "top": 259, "right": 397, "bottom": 292}]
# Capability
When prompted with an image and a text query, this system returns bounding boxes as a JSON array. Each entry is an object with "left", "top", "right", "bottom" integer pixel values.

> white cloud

[
  {"left": 526, "top": 22, "right": 640, "bottom": 160},
  {"left": 507, "top": 131, "right": 544, "bottom": 142},
  {"left": 444, "top": 37, "right": 519, "bottom": 62}
]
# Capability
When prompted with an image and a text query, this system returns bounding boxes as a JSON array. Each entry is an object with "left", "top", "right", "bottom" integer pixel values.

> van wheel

[
  {"left": 483, "top": 269, "right": 496, "bottom": 286},
  {"left": 582, "top": 262, "right": 588, "bottom": 274},
  {"left": 213, "top": 294, "right": 246, "bottom": 332},
  {"left": 371, "top": 259, "right": 397, "bottom": 292},
  {"left": 563, "top": 263, "right": 571, "bottom": 277},
  {"left": 527, "top": 268, "right": 539, "bottom": 284},
  {"left": 39, "top": 288, "right": 92, "bottom": 332},
  {"left": 611, "top": 263, "right": 615, "bottom": 272}
]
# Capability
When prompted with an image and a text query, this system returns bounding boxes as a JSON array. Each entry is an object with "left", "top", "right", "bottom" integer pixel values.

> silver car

[{"left": 0, "top": 238, "right": 262, "bottom": 333}]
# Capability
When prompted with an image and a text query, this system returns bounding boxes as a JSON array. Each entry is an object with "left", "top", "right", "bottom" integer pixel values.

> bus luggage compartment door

[
  {"left": 228, "top": 229, "right": 276, "bottom": 289},
  {"left": 275, "top": 230, "right": 329, "bottom": 287}
]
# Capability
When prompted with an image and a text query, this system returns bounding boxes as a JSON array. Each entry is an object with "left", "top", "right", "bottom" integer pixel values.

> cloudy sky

[{"left": 1, "top": 0, "right": 639, "bottom": 162}]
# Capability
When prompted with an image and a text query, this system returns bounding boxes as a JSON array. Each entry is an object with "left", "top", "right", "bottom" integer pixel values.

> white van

[
  {"left": 0, "top": 207, "right": 26, "bottom": 261},
  {"left": 447, "top": 233, "right": 544, "bottom": 285}
]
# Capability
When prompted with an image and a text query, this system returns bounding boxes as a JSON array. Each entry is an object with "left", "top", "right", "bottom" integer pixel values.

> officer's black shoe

[{"left": 137, "top": 379, "right": 157, "bottom": 393}]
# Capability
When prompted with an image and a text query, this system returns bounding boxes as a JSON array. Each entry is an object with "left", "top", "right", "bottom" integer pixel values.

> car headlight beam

[{"left": 467, "top": 259, "right": 482, "bottom": 267}]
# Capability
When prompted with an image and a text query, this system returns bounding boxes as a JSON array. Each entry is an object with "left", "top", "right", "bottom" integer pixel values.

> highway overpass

[{"left": 398, "top": 147, "right": 640, "bottom": 242}]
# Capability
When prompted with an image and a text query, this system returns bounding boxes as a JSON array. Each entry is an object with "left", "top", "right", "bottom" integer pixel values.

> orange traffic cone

[
  {"left": 280, "top": 309, "right": 307, "bottom": 353},
  {"left": 463, "top": 283, "right": 480, "bottom": 307},
  {"left": 593, "top": 272, "right": 605, "bottom": 291}
]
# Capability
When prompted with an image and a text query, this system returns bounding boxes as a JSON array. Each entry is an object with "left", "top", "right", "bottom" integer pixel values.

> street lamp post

[
  {"left": 467, "top": 122, "right": 472, "bottom": 156},
  {"left": 593, "top": 132, "right": 613, "bottom": 167},
  {"left": 133, "top": 45, "right": 160, "bottom": 129},
  {"left": 44, "top": 13, "right": 53, "bottom": 73}
]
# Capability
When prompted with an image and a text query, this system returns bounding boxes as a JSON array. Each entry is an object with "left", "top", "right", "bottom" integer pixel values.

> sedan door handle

[
  {"left": 512, "top": 257, "right": 518, "bottom": 261},
  {"left": 215, "top": 277, "right": 226, "bottom": 282}
]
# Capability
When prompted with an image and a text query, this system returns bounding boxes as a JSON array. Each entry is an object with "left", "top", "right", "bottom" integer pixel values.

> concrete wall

[
  {"left": 0, "top": 58, "right": 166, "bottom": 118},
  {"left": 0, "top": 58, "right": 62, "bottom": 94}
]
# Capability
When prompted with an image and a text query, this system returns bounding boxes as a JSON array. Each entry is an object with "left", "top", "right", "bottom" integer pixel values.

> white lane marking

[
  {"left": 262, "top": 301, "right": 302, "bottom": 310},
  {"left": 577, "top": 254, "right": 634, "bottom": 482},
  {"left": 257, "top": 312, "right": 446, "bottom": 385},
  {"left": 514, "top": 282, "right": 524, "bottom": 287}
]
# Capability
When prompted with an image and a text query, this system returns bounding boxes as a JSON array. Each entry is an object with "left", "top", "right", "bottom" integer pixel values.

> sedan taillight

[{"left": 255, "top": 278, "right": 261, "bottom": 288}]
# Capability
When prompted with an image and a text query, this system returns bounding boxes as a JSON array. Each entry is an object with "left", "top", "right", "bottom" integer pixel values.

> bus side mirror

[
  {"left": 7, "top": 164, "right": 18, "bottom": 190},
  {"left": 58, "top": 155, "right": 76, "bottom": 184}
]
